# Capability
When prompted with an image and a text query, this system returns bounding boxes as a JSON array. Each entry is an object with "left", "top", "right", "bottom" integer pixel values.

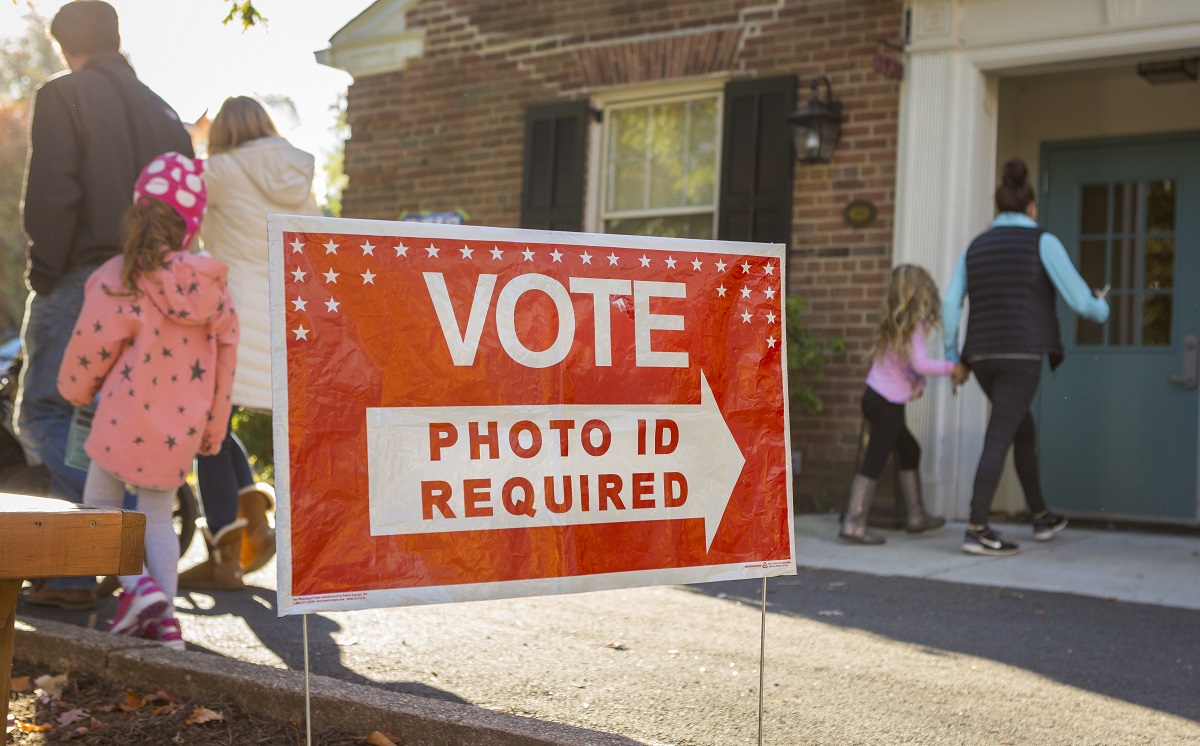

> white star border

[{"left": 281, "top": 233, "right": 784, "bottom": 353}]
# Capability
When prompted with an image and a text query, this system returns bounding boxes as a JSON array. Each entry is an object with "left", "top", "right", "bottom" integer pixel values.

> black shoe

[
  {"left": 1032, "top": 512, "right": 1068, "bottom": 541},
  {"left": 962, "top": 527, "right": 1019, "bottom": 556}
]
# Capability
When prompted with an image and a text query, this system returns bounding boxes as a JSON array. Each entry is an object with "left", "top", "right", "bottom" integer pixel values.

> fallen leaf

[
  {"left": 368, "top": 731, "right": 398, "bottom": 746},
  {"left": 604, "top": 642, "right": 629, "bottom": 650},
  {"left": 149, "top": 690, "right": 182, "bottom": 705},
  {"left": 58, "top": 708, "right": 89, "bottom": 726},
  {"left": 10, "top": 676, "right": 32, "bottom": 693},
  {"left": 185, "top": 706, "right": 224, "bottom": 724},
  {"left": 119, "top": 690, "right": 145, "bottom": 712},
  {"left": 16, "top": 719, "right": 52, "bottom": 732}
]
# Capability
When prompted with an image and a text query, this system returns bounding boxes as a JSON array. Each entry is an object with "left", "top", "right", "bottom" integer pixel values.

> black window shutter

[
  {"left": 718, "top": 76, "right": 797, "bottom": 246},
  {"left": 521, "top": 101, "right": 588, "bottom": 231}
]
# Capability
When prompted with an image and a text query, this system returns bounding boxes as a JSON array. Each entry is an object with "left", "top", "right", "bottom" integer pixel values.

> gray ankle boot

[
  {"left": 839, "top": 474, "right": 885, "bottom": 544},
  {"left": 899, "top": 469, "right": 946, "bottom": 533}
]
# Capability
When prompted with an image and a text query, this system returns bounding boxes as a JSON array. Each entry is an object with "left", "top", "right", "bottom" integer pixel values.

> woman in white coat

[{"left": 179, "top": 96, "right": 321, "bottom": 590}]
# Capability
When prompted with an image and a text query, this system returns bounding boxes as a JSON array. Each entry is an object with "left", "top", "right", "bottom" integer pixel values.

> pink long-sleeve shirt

[
  {"left": 58, "top": 251, "right": 239, "bottom": 490},
  {"left": 865, "top": 324, "right": 955, "bottom": 404}
]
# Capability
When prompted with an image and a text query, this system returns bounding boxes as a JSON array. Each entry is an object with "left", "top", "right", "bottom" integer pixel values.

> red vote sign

[{"left": 268, "top": 217, "right": 795, "bottom": 614}]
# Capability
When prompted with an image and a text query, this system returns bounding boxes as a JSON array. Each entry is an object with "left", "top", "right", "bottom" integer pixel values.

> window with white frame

[{"left": 600, "top": 90, "right": 722, "bottom": 240}]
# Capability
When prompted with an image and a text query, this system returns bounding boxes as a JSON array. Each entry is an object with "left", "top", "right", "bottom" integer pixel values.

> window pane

[
  {"left": 1142, "top": 294, "right": 1172, "bottom": 347},
  {"left": 603, "top": 93, "right": 718, "bottom": 236},
  {"left": 1145, "top": 237, "right": 1174, "bottom": 290},
  {"left": 687, "top": 98, "right": 718, "bottom": 157},
  {"left": 684, "top": 156, "right": 715, "bottom": 206},
  {"left": 1112, "top": 236, "right": 1137, "bottom": 290},
  {"left": 1112, "top": 182, "right": 1140, "bottom": 234},
  {"left": 1078, "top": 240, "right": 1106, "bottom": 288},
  {"left": 646, "top": 103, "right": 685, "bottom": 208},
  {"left": 611, "top": 108, "right": 646, "bottom": 161},
  {"left": 612, "top": 162, "right": 645, "bottom": 212},
  {"left": 1147, "top": 180, "right": 1175, "bottom": 233},
  {"left": 604, "top": 213, "right": 713, "bottom": 239},
  {"left": 1079, "top": 185, "right": 1108, "bottom": 235},
  {"left": 1108, "top": 293, "right": 1136, "bottom": 346}
]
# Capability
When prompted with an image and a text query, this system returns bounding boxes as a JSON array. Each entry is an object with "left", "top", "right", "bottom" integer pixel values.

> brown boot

[
  {"left": 899, "top": 469, "right": 946, "bottom": 533},
  {"left": 839, "top": 475, "right": 885, "bottom": 544},
  {"left": 238, "top": 483, "right": 276, "bottom": 574},
  {"left": 178, "top": 520, "right": 247, "bottom": 591}
]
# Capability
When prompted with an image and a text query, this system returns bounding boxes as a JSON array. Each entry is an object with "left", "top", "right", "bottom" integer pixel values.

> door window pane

[
  {"left": 1146, "top": 180, "right": 1175, "bottom": 233},
  {"left": 1079, "top": 185, "right": 1108, "bottom": 235},
  {"left": 1143, "top": 294, "right": 1172, "bottom": 347},
  {"left": 1145, "top": 237, "right": 1174, "bottom": 290},
  {"left": 1112, "top": 236, "right": 1136, "bottom": 290},
  {"left": 1108, "top": 294, "right": 1136, "bottom": 347},
  {"left": 1079, "top": 240, "right": 1106, "bottom": 287},
  {"left": 1112, "top": 182, "right": 1138, "bottom": 234},
  {"left": 1074, "top": 178, "right": 1176, "bottom": 348}
]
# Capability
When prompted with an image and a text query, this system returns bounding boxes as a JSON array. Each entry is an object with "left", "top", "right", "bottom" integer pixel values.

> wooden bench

[{"left": 1, "top": 493, "right": 145, "bottom": 729}]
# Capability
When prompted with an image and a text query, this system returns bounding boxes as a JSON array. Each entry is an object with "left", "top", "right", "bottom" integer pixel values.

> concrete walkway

[
  {"left": 13, "top": 516, "right": 1200, "bottom": 745},
  {"left": 794, "top": 513, "right": 1200, "bottom": 610}
]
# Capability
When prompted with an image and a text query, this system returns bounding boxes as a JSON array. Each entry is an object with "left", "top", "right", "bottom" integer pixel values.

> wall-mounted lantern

[{"left": 788, "top": 76, "right": 843, "bottom": 164}]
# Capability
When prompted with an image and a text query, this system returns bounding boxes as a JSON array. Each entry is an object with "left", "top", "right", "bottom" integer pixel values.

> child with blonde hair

[
  {"left": 58, "top": 152, "right": 239, "bottom": 649},
  {"left": 840, "top": 264, "right": 959, "bottom": 544}
]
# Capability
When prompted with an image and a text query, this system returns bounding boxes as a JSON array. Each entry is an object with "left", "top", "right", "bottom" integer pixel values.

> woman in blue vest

[{"left": 943, "top": 157, "right": 1109, "bottom": 556}]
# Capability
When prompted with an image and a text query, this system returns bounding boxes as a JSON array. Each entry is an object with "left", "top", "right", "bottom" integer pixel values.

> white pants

[{"left": 83, "top": 462, "right": 180, "bottom": 604}]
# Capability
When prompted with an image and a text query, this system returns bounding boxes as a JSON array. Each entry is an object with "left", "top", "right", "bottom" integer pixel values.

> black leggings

[
  {"left": 858, "top": 387, "right": 920, "bottom": 479},
  {"left": 968, "top": 357, "right": 1048, "bottom": 525}
]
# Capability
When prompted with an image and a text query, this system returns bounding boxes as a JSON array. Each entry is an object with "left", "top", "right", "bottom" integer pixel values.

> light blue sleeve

[
  {"left": 942, "top": 254, "right": 967, "bottom": 362},
  {"left": 1039, "top": 233, "right": 1110, "bottom": 323}
]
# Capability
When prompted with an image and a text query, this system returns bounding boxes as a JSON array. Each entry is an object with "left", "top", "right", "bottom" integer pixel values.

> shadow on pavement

[
  {"left": 16, "top": 583, "right": 471, "bottom": 705},
  {"left": 683, "top": 568, "right": 1200, "bottom": 723}
]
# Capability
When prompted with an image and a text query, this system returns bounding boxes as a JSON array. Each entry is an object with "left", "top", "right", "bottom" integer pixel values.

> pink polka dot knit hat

[{"left": 133, "top": 151, "right": 207, "bottom": 250}]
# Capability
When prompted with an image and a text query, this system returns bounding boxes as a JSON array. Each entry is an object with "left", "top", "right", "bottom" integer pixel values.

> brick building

[{"left": 321, "top": 0, "right": 1200, "bottom": 525}]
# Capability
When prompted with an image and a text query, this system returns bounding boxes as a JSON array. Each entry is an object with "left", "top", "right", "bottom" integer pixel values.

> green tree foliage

[
  {"left": 232, "top": 407, "right": 274, "bottom": 483},
  {"left": 785, "top": 293, "right": 845, "bottom": 414},
  {"left": 0, "top": 8, "right": 64, "bottom": 334},
  {"left": 223, "top": 1, "right": 265, "bottom": 30},
  {"left": 322, "top": 93, "right": 348, "bottom": 217}
]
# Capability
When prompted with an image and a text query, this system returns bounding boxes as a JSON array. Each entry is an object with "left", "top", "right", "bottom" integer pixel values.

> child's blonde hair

[
  {"left": 208, "top": 96, "right": 280, "bottom": 155},
  {"left": 871, "top": 264, "right": 942, "bottom": 362},
  {"left": 110, "top": 200, "right": 185, "bottom": 297}
]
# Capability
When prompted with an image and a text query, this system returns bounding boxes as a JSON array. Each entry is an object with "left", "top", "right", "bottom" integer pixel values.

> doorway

[{"left": 1038, "top": 133, "right": 1200, "bottom": 524}]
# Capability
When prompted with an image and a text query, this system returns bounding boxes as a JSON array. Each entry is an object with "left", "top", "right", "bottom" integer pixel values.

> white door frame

[{"left": 892, "top": 0, "right": 1200, "bottom": 519}]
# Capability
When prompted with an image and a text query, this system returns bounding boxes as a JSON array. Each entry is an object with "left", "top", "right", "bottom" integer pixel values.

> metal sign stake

[
  {"left": 303, "top": 613, "right": 313, "bottom": 746},
  {"left": 758, "top": 576, "right": 767, "bottom": 746}
]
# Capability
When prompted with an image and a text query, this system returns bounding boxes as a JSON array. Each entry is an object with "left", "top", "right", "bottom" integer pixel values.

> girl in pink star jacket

[{"left": 58, "top": 152, "right": 239, "bottom": 650}]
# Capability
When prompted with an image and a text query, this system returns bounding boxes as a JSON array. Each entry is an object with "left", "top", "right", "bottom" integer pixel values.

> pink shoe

[
  {"left": 107, "top": 576, "right": 169, "bottom": 638},
  {"left": 153, "top": 617, "right": 185, "bottom": 651}
]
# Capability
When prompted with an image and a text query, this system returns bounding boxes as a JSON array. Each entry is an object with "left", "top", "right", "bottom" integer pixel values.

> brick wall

[{"left": 340, "top": 0, "right": 904, "bottom": 507}]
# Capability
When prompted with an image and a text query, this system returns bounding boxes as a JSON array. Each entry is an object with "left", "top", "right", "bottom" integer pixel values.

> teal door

[{"left": 1039, "top": 133, "right": 1200, "bottom": 524}]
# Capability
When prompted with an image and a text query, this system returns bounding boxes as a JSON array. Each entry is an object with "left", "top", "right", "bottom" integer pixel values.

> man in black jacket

[{"left": 16, "top": 0, "right": 193, "bottom": 609}]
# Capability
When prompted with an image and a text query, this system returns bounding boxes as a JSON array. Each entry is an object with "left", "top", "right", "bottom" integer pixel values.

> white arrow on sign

[{"left": 365, "top": 372, "right": 744, "bottom": 550}]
